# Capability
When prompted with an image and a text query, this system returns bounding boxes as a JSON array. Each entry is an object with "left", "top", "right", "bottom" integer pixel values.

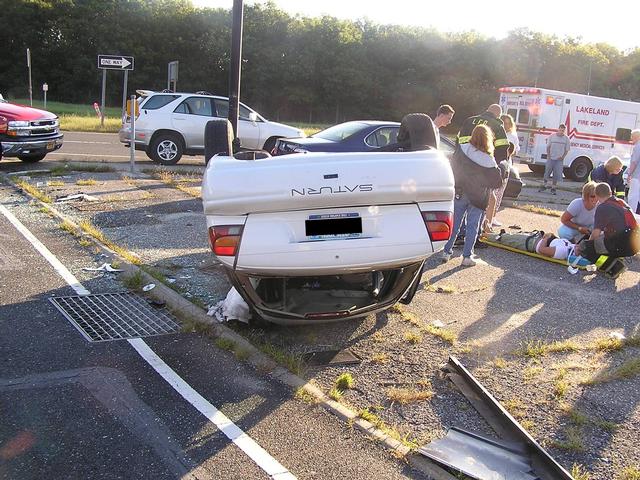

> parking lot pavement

[
  {"left": 0, "top": 183, "right": 430, "bottom": 480},
  {"left": 3, "top": 164, "right": 640, "bottom": 478}
]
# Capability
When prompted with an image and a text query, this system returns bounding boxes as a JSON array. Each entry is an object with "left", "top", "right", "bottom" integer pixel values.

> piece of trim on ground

[{"left": 440, "top": 355, "right": 573, "bottom": 480}]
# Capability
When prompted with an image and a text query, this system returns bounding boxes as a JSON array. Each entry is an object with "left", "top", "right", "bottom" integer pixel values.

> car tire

[
  {"left": 204, "top": 119, "right": 233, "bottom": 163},
  {"left": 528, "top": 164, "right": 545, "bottom": 175},
  {"left": 569, "top": 157, "right": 592, "bottom": 182},
  {"left": 18, "top": 153, "right": 46, "bottom": 163},
  {"left": 397, "top": 113, "right": 438, "bottom": 151},
  {"left": 262, "top": 136, "right": 278, "bottom": 153},
  {"left": 149, "top": 132, "right": 184, "bottom": 165}
]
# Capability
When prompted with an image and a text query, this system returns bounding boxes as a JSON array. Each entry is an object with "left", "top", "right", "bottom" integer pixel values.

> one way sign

[{"left": 98, "top": 55, "right": 134, "bottom": 70}]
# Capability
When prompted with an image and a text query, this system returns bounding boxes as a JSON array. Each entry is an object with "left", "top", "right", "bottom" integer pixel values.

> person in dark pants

[{"left": 578, "top": 183, "right": 640, "bottom": 277}]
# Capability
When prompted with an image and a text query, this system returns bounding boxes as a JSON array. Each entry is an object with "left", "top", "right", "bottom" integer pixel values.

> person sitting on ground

[
  {"left": 578, "top": 183, "right": 640, "bottom": 272},
  {"left": 590, "top": 156, "right": 625, "bottom": 200},
  {"left": 558, "top": 181, "right": 598, "bottom": 242},
  {"left": 441, "top": 124, "right": 505, "bottom": 267}
]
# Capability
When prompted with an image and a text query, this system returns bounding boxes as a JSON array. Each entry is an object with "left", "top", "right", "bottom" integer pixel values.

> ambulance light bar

[{"left": 499, "top": 87, "right": 541, "bottom": 94}]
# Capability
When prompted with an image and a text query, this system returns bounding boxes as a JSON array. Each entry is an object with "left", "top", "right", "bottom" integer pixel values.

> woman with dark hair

[{"left": 441, "top": 125, "right": 505, "bottom": 266}]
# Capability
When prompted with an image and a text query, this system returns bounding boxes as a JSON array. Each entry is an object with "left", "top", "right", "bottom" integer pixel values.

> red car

[{"left": 0, "top": 95, "right": 63, "bottom": 163}]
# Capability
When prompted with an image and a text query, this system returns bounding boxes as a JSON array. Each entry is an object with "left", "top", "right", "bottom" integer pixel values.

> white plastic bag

[{"left": 207, "top": 287, "right": 251, "bottom": 323}]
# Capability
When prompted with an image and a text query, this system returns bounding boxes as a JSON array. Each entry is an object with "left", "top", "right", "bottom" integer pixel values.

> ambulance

[{"left": 498, "top": 86, "right": 640, "bottom": 181}]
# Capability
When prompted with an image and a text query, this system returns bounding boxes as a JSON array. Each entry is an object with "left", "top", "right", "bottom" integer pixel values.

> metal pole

[
  {"left": 167, "top": 63, "right": 171, "bottom": 91},
  {"left": 586, "top": 62, "right": 592, "bottom": 96},
  {"left": 129, "top": 95, "right": 136, "bottom": 173},
  {"left": 122, "top": 69, "right": 128, "bottom": 121},
  {"left": 228, "top": 0, "right": 244, "bottom": 152},
  {"left": 100, "top": 69, "right": 107, "bottom": 127},
  {"left": 27, "top": 48, "right": 33, "bottom": 106},
  {"left": 44, "top": 90, "right": 47, "bottom": 109}
]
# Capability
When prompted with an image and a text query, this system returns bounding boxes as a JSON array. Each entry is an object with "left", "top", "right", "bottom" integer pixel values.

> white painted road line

[
  {"left": 64, "top": 140, "right": 112, "bottom": 145},
  {"left": 50, "top": 152, "right": 130, "bottom": 159},
  {"left": 0, "top": 204, "right": 90, "bottom": 296},
  {"left": 0, "top": 203, "right": 297, "bottom": 480},
  {"left": 128, "top": 338, "right": 297, "bottom": 480}
]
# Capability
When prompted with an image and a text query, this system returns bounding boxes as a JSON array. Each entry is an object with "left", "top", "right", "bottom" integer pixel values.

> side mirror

[{"left": 248, "top": 112, "right": 258, "bottom": 123}]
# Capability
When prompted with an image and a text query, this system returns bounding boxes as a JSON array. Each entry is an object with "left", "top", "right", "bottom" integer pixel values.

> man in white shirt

[
  {"left": 433, "top": 104, "right": 455, "bottom": 136},
  {"left": 539, "top": 124, "right": 571, "bottom": 195},
  {"left": 625, "top": 129, "right": 640, "bottom": 214}
]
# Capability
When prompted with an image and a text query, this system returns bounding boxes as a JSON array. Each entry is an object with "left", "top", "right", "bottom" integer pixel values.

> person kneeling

[{"left": 577, "top": 183, "right": 640, "bottom": 277}]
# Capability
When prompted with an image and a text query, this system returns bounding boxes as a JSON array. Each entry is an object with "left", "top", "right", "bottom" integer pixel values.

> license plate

[
  {"left": 47, "top": 141, "right": 55, "bottom": 150},
  {"left": 305, "top": 213, "right": 362, "bottom": 240}
]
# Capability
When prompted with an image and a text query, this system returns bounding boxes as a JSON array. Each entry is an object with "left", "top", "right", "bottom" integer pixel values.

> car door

[
  {"left": 213, "top": 99, "right": 261, "bottom": 150},
  {"left": 172, "top": 97, "right": 215, "bottom": 150}
]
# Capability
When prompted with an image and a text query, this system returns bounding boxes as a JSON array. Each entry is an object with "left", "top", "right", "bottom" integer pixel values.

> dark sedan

[{"left": 273, "top": 120, "right": 522, "bottom": 197}]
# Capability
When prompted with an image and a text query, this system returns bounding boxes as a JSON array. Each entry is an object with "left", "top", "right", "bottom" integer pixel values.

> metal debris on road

[
  {"left": 56, "top": 193, "right": 99, "bottom": 202},
  {"left": 82, "top": 263, "right": 123, "bottom": 273},
  {"left": 419, "top": 426, "right": 537, "bottom": 480}
]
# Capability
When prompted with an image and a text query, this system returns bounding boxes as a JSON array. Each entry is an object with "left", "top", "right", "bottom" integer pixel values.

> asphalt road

[{"left": 0, "top": 184, "right": 428, "bottom": 480}]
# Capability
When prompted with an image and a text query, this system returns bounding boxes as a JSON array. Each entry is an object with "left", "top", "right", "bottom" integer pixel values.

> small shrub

[
  {"left": 122, "top": 271, "right": 144, "bottom": 291},
  {"left": 76, "top": 178, "right": 97, "bottom": 186},
  {"left": 371, "top": 353, "right": 388, "bottom": 364},
  {"left": 294, "top": 388, "right": 317, "bottom": 405},
  {"left": 59, "top": 219, "right": 78, "bottom": 236},
  {"left": 215, "top": 337, "right": 235, "bottom": 351},
  {"left": 571, "top": 464, "right": 591, "bottom": 480},
  {"left": 493, "top": 357, "right": 507, "bottom": 369},
  {"left": 553, "top": 426, "right": 584, "bottom": 452},
  {"left": 47, "top": 180, "right": 64, "bottom": 187},
  {"left": 403, "top": 330, "right": 422, "bottom": 344},
  {"left": 328, "top": 387, "right": 342, "bottom": 401},
  {"left": 335, "top": 373, "right": 354, "bottom": 390},
  {"left": 424, "top": 324, "right": 457, "bottom": 344}
]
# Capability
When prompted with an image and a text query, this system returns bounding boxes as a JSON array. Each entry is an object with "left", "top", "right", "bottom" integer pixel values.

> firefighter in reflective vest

[
  {"left": 577, "top": 182, "right": 640, "bottom": 278},
  {"left": 457, "top": 104, "right": 510, "bottom": 164},
  {"left": 589, "top": 156, "right": 626, "bottom": 199}
]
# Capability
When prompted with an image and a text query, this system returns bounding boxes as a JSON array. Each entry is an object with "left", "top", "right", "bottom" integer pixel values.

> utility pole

[
  {"left": 586, "top": 62, "right": 592, "bottom": 96},
  {"left": 228, "top": 0, "right": 244, "bottom": 153},
  {"left": 26, "top": 48, "right": 33, "bottom": 106}
]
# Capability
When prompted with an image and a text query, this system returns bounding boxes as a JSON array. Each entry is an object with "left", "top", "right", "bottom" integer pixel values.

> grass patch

[
  {"left": 399, "top": 310, "right": 422, "bottom": 326},
  {"left": 423, "top": 324, "right": 457, "bottom": 344},
  {"left": 371, "top": 352, "right": 388, "bottom": 364},
  {"left": 78, "top": 237, "right": 92, "bottom": 247},
  {"left": 335, "top": 373, "right": 354, "bottom": 391},
  {"left": 357, "top": 408, "right": 418, "bottom": 449},
  {"left": 122, "top": 271, "right": 144, "bottom": 291},
  {"left": 403, "top": 330, "right": 422, "bottom": 344},
  {"left": 328, "top": 387, "right": 343, "bottom": 401},
  {"left": 256, "top": 342, "right": 304, "bottom": 375},
  {"left": 11, "top": 98, "right": 121, "bottom": 118},
  {"left": 582, "top": 357, "right": 640, "bottom": 385},
  {"left": 593, "top": 337, "right": 625, "bottom": 352},
  {"left": 386, "top": 387, "right": 433, "bottom": 404},
  {"left": 294, "top": 387, "right": 318, "bottom": 405},
  {"left": 78, "top": 220, "right": 141, "bottom": 265},
  {"left": 372, "top": 331, "right": 385, "bottom": 343},
  {"left": 47, "top": 180, "right": 64, "bottom": 187},
  {"left": 503, "top": 398, "right": 527, "bottom": 420},
  {"left": 214, "top": 337, "right": 236, "bottom": 352},
  {"left": 518, "top": 339, "right": 548, "bottom": 358},
  {"left": 515, "top": 204, "right": 563, "bottom": 217},
  {"left": 547, "top": 340, "right": 580, "bottom": 353},
  {"left": 552, "top": 426, "right": 584, "bottom": 452},
  {"left": 60, "top": 114, "right": 122, "bottom": 133},
  {"left": 234, "top": 348, "right": 251, "bottom": 361},
  {"left": 554, "top": 369, "right": 570, "bottom": 397},
  {"left": 69, "top": 163, "right": 115, "bottom": 173},
  {"left": 59, "top": 219, "right": 78, "bottom": 236},
  {"left": 14, "top": 180, "right": 52, "bottom": 203},
  {"left": 425, "top": 283, "right": 456, "bottom": 294},
  {"left": 571, "top": 464, "right": 591, "bottom": 480},
  {"left": 493, "top": 357, "right": 508, "bottom": 369},
  {"left": 619, "top": 467, "right": 640, "bottom": 480},
  {"left": 76, "top": 178, "right": 97, "bottom": 186}
]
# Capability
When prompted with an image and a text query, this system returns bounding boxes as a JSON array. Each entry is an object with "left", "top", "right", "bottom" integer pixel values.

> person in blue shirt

[{"left": 589, "top": 156, "right": 625, "bottom": 199}]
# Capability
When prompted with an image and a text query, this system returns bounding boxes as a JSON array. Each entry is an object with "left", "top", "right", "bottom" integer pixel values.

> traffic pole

[
  {"left": 100, "top": 69, "right": 107, "bottom": 128},
  {"left": 121, "top": 69, "right": 128, "bottom": 122},
  {"left": 129, "top": 95, "right": 136, "bottom": 173}
]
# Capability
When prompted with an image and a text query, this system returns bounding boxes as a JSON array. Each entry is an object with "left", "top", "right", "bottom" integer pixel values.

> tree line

[{"left": 2, "top": 0, "right": 640, "bottom": 131}]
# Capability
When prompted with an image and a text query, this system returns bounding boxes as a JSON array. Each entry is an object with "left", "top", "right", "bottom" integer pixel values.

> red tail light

[
  {"left": 0, "top": 116, "right": 7, "bottom": 134},
  {"left": 422, "top": 211, "right": 452, "bottom": 242},
  {"left": 208, "top": 225, "right": 243, "bottom": 256}
]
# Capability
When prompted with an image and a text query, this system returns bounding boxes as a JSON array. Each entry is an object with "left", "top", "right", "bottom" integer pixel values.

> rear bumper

[
  {"left": 1, "top": 135, "right": 63, "bottom": 157},
  {"left": 225, "top": 261, "right": 424, "bottom": 325}
]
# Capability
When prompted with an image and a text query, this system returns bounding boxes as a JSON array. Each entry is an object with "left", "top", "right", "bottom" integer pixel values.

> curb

[{"left": 1, "top": 170, "right": 428, "bottom": 473}]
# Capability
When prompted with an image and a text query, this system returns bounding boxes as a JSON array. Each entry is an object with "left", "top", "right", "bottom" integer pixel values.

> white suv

[{"left": 119, "top": 91, "right": 305, "bottom": 165}]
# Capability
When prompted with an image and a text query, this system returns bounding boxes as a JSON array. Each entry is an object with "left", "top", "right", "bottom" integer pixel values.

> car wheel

[
  {"left": 569, "top": 157, "right": 592, "bottom": 182},
  {"left": 262, "top": 136, "right": 278, "bottom": 153},
  {"left": 18, "top": 153, "right": 46, "bottom": 163},
  {"left": 397, "top": 113, "right": 438, "bottom": 151},
  {"left": 528, "top": 164, "right": 545, "bottom": 175},
  {"left": 149, "top": 133, "right": 183, "bottom": 165},
  {"left": 204, "top": 119, "right": 233, "bottom": 163}
]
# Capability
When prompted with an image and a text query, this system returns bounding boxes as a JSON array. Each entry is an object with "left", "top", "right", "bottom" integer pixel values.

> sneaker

[
  {"left": 440, "top": 252, "right": 451, "bottom": 264},
  {"left": 462, "top": 255, "right": 487, "bottom": 267},
  {"left": 551, "top": 188, "right": 557, "bottom": 195},
  {"left": 492, "top": 219, "right": 502, "bottom": 227},
  {"left": 538, "top": 185, "right": 547, "bottom": 192}
]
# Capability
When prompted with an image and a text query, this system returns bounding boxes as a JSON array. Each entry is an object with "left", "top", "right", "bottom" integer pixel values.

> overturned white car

[{"left": 202, "top": 114, "right": 454, "bottom": 325}]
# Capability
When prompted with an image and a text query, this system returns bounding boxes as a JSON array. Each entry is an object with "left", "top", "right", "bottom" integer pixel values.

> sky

[{"left": 192, "top": 0, "right": 638, "bottom": 52}]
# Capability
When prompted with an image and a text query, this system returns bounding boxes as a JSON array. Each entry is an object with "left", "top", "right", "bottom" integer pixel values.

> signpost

[
  {"left": 26, "top": 48, "right": 33, "bottom": 106},
  {"left": 42, "top": 83, "right": 48, "bottom": 109},
  {"left": 167, "top": 61, "right": 178, "bottom": 92},
  {"left": 97, "top": 54, "right": 135, "bottom": 127}
]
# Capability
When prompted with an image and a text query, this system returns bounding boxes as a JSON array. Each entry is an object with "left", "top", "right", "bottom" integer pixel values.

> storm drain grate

[{"left": 49, "top": 292, "right": 181, "bottom": 342}]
